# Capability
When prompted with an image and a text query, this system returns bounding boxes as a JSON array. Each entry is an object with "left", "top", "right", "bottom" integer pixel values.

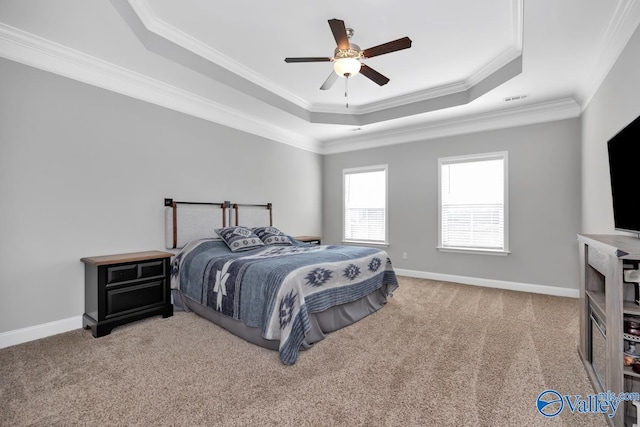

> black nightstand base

[{"left": 82, "top": 304, "right": 173, "bottom": 338}]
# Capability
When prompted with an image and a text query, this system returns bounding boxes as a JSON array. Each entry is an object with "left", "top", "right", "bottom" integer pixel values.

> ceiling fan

[{"left": 284, "top": 19, "right": 412, "bottom": 92}]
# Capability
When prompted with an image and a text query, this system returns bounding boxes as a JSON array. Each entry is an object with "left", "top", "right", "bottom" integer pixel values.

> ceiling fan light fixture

[
  {"left": 284, "top": 19, "right": 410, "bottom": 91},
  {"left": 333, "top": 57, "right": 361, "bottom": 78}
]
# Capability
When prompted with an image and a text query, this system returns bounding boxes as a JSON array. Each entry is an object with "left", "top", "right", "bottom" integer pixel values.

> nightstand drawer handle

[
  {"left": 139, "top": 261, "right": 164, "bottom": 279},
  {"left": 107, "top": 265, "right": 138, "bottom": 284}
]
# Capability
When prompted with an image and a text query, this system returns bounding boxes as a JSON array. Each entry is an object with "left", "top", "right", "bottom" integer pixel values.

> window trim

[
  {"left": 437, "top": 151, "right": 509, "bottom": 255},
  {"left": 342, "top": 164, "right": 389, "bottom": 246}
]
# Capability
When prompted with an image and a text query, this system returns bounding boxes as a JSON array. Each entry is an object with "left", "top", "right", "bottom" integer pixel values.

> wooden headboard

[
  {"left": 164, "top": 199, "right": 229, "bottom": 249},
  {"left": 231, "top": 203, "right": 273, "bottom": 228},
  {"left": 164, "top": 199, "right": 274, "bottom": 249}
]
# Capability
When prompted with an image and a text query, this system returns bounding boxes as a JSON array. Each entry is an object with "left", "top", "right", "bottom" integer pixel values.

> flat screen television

[{"left": 607, "top": 113, "right": 640, "bottom": 235}]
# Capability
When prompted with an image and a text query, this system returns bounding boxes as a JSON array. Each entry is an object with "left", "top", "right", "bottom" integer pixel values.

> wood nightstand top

[{"left": 81, "top": 251, "right": 173, "bottom": 266}]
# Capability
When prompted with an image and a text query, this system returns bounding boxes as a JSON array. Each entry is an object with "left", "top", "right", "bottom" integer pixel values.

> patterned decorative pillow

[
  {"left": 215, "top": 226, "right": 265, "bottom": 252},
  {"left": 253, "top": 226, "right": 293, "bottom": 246}
]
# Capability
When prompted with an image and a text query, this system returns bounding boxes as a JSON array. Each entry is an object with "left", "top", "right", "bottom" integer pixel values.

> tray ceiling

[{"left": 1, "top": 0, "right": 639, "bottom": 153}]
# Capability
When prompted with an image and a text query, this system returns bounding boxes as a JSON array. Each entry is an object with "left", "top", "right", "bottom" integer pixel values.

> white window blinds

[
  {"left": 439, "top": 153, "right": 508, "bottom": 252},
  {"left": 343, "top": 166, "right": 387, "bottom": 243}
]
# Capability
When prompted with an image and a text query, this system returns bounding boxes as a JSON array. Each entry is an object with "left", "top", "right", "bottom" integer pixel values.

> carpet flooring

[{"left": 0, "top": 277, "right": 608, "bottom": 426}]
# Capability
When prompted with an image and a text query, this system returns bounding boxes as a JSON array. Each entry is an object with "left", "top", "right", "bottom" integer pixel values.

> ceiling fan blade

[
  {"left": 284, "top": 57, "right": 332, "bottom": 63},
  {"left": 320, "top": 72, "right": 338, "bottom": 90},
  {"left": 360, "top": 64, "right": 390, "bottom": 86},
  {"left": 362, "top": 37, "right": 412, "bottom": 58},
  {"left": 328, "top": 19, "right": 350, "bottom": 50}
]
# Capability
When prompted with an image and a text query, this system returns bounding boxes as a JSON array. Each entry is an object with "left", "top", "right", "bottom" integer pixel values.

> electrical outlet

[{"left": 402, "top": 252, "right": 408, "bottom": 260}]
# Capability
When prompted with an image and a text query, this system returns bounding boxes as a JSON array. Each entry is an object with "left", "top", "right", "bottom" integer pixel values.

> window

[
  {"left": 438, "top": 152, "right": 509, "bottom": 254},
  {"left": 343, "top": 165, "right": 388, "bottom": 244}
]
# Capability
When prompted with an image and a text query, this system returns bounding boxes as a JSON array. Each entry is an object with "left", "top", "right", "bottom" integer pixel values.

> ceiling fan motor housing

[{"left": 334, "top": 43, "right": 362, "bottom": 60}]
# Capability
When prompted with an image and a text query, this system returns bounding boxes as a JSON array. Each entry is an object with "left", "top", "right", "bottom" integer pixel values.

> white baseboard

[
  {"left": 0, "top": 315, "right": 83, "bottom": 349},
  {"left": 394, "top": 268, "right": 579, "bottom": 298},
  {"left": 0, "top": 270, "right": 578, "bottom": 348}
]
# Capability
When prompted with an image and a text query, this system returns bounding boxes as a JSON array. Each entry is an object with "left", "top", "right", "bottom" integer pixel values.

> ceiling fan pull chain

[{"left": 345, "top": 73, "right": 349, "bottom": 108}]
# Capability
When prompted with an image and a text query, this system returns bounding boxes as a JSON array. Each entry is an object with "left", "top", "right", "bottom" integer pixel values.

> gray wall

[
  {"left": 5, "top": 21, "right": 640, "bottom": 334},
  {"left": 0, "top": 58, "right": 322, "bottom": 333},
  {"left": 581, "top": 24, "right": 640, "bottom": 233},
  {"left": 323, "top": 119, "right": 582, "bottom": 290}
]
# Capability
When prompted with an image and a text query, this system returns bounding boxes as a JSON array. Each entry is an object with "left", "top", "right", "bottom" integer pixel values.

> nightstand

[
  {"left": 81, "top": 251, "right": 174, "bottom": 338},
  {"left": 294, "top": 235, "right": 322, "bottom": 245}
]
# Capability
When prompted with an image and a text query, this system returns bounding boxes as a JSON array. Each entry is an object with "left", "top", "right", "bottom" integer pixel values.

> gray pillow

[
  {"left": 253, "top": 226, "right": 293, "bottom": 246},
  {"left": 215, "top": 226, "right": 265, "bottom": 252}
]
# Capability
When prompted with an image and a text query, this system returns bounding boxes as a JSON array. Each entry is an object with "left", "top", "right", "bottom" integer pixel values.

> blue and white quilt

[{"left": 171, "top": 239, "right": 398, "bottom": 364}]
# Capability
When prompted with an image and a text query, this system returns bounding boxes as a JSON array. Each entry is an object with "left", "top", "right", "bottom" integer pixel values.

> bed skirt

[{"left": 171, "top": 285, "right": 391, "bottom": 351}]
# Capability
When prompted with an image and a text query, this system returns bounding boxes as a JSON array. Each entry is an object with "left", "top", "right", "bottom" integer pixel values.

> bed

[{"left": 165, "top": 199, "right": 399, "bottom": 364}]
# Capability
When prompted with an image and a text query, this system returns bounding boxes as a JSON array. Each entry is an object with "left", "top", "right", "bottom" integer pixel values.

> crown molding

[
  {"left": 130, "top": 0, "right": 524, "bottom": 116},
  {"left": 311, "top": 81, "right": 470, "bottom": 115},
  {"left": 320, "top": 98, "right": 581, "bottom": 155},
  {"left": 111, "top": 0, "right": 527, "bottom": 127},
  {"left": 0, "top": 23, "right": 322, "bottom": 153},
  {"left": 0, "top": 21, "right": 579, "bottom": 157},
  {"left": 577, "top": 0, "right": 640, "bottom": 110},
  {"left": 128, "top": 0, "right": 312, "bottom": 110},
  {"left": 311, "top": 47, "right": 523, "bottom": 116}
]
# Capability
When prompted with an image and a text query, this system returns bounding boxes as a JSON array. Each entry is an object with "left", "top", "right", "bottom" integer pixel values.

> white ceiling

[
  {"left": 150, "top": 0, "right": 518, "bottom": 106},
  {"left": 1, "top": 0, "right": 640, "bottom": 153}
]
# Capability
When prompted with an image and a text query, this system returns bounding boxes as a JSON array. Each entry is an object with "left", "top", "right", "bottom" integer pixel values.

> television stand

[{"left": 578, "top": 234, "right": 640, "bottom": 427}]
